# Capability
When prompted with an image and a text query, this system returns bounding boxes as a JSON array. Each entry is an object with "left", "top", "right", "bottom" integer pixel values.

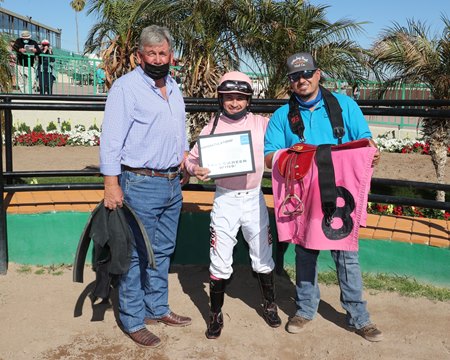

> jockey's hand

[{"left": 193, "top": 165, "right": 211, "bottom": 182}]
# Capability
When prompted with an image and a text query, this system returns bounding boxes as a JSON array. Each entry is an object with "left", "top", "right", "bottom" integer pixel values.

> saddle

[{"left": 277, "top": 139, "right": 370, "bottom": 220}]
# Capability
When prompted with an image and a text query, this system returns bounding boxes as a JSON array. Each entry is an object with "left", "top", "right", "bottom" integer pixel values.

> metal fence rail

[
  {"left": 7, "top": 53, "right": 443, "bottom": 129},
  {"left": 1, "top": 95, "right": 449, "bottom": 274}
]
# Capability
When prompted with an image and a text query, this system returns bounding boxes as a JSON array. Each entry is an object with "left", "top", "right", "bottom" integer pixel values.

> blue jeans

[
  {"left": 118, "top": 171, "right": 182, "bottom": 333},
  {"left": 294, "top": 245, "right": 371, "bottom": 329}
]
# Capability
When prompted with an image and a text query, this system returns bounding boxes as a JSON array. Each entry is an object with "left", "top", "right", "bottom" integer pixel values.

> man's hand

[
  {"left": 103, "top": 175, "right": 123, "bottom": 210},
  {"left": 368, "top": 138, "right": 380, "bottom": 167},
  {"left": 265, "top": 153, "right": 275, "bottom": 169},
  {"left": 180, "top": 166, "right": 190, "bottom": 186}
]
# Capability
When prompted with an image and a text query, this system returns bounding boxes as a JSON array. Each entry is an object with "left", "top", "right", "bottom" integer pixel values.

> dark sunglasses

[
  {"left": 217, "top": 80, "right": 253, "bottom": 95},
  {"left": 288, "top": 69, "right": 317, "bottom": 82}
]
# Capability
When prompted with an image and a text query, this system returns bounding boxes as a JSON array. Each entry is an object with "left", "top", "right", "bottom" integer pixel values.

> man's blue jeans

[
  {"left": 294, "top": 245, "right": 371, "bottom": 329},
  {"left": 118, "top": 171, "right": 182, "bottom": 333}
]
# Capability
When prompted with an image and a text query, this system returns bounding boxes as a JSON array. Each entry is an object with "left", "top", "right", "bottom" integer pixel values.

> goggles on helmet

[{"left": 217, "top": 80, "right": 253, "bottom": 95}]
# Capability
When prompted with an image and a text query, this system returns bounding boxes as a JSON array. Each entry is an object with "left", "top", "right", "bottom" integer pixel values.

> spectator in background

[
  {"left": 8, "top": 40, "right": 17, "bottom": 88},
  {"left": 352, "top": 83, "right": 361, "bottom": 101},
  {"left": 37, "top": 39, "right": 55, "bottom": 95},
  {"left": 95, "top": 65, "right": 106, "bottom": 93},
  {"left": 13, "top": 30, "right": 40, "bottom": 93}
]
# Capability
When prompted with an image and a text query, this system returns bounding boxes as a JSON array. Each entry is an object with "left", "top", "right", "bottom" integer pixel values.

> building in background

[{"left": 0, "top": 6, "right": 61, "bottom": 48}]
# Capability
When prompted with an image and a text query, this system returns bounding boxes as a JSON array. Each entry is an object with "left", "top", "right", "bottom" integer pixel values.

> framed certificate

[{"left": 198, "top": 130, "right": 255, "bottom": 179}]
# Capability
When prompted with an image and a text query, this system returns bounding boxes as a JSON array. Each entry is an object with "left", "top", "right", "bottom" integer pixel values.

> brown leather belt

[{"left": 123, "top": 165, "right": 180, "bottom": 180}]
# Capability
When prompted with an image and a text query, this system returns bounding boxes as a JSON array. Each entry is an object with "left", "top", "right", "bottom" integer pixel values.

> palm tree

[
  {"left": 84, "top": 0, "right": 370, "bottom": 143},
  {"left": 70, "top": 0, "right": 86, "bottom": 54},
  {"left": 370, "top": 16, "right": 450, "bottom": 202},
  {"left": 236, "top": 0, "right": 370, "bottom": 98},
  {"left": 0, "top": 34, "right": 12, "bottom": 93},
  {"left": 159, "top": 0, "right": 244, "bottom": 143},
  {"left": 84, "top": 0, "right": 165, "bottom": 89}
]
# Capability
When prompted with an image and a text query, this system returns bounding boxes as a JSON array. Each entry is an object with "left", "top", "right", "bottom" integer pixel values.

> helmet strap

[
  {"left": 223, "top": 108, "right": 247, "bottom": 120},
  {"left": 217, "top": 94, "right": 251, "bottom": 119}
]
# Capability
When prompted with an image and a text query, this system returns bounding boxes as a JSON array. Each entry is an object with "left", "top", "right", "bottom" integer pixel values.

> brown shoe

[
  {"left": 127, "top": 328, "right": 161, "bottom": 348},
  {"left": 286, "top": 315, "right": 311, "bottom": 334},
  {"left": 354, "top": 324, "right": 383, "bottom": 342},
  {"left": 147, "top": 311, "right": 192, "bottom": 327}
]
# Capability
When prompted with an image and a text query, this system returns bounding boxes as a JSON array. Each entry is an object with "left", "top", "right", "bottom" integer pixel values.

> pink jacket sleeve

[
  {"left": 184, "top": 117, "right": 215, "bottom": 175},
  {"left": 185, "top": 142, "right": 200, "bottom": 175}
]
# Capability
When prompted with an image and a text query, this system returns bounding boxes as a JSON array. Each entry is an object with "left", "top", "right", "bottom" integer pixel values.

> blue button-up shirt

[{"left": 100, "top": 66, "right": 188, "bottom": 176}]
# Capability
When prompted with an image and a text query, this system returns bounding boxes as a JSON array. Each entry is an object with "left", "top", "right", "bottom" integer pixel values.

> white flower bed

[{"left": 374, "top": 137, "right": 426, "bottom": 153}]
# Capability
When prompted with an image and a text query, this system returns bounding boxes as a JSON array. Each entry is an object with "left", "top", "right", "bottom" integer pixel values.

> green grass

[
  {"left": 16, "top": 265, "right": 32, "bottom": 274},
  {"left": 15, "top": 264, "right": 69, "bottom": 276},
  {"left": 19, "top": 176, "right": 103, "bottom": 184},
  {"left": 285, "top": 267, "right": 450, "bottom": 302}
]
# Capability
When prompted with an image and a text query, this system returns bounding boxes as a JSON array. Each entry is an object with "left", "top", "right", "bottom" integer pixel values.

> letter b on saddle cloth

[
  {"left": 272, "top": 86, "right": 376, "bottom": 251},
  {"left": 273, "top": 139, "right": 375, "bottom": 251}
]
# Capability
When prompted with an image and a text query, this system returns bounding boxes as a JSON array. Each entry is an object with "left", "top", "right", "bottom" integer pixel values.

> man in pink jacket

[{"left": 185, "top": 71, "right": 281, "bottom": 339}]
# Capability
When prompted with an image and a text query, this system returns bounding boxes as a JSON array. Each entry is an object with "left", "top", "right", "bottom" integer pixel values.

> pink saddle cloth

[{"left": 272, "top": 143, "right": 376, "bottom": 251}]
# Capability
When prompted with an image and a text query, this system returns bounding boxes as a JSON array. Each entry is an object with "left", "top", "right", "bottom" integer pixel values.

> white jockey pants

[{"left": 209, "top": 186, "right": 274, "bottom": 279}]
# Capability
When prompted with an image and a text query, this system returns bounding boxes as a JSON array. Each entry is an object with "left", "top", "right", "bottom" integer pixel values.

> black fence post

[
  {"left": 4, "top": 101, "right": 13, "bottom": 178},
  {"left": 0, "top": 100, "right": 10, "bottom": 274}
]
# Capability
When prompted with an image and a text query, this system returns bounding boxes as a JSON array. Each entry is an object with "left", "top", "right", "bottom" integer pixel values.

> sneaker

[
  {"left": 286, "top": 315, "right": 311, "bottom": 334},
  {"left": 354, "top": 324, "right": 383, "bottom": 342}
]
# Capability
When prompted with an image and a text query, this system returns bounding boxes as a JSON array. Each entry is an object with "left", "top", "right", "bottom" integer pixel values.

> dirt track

[
  {"left": 6, "top": 146, "right": 450, "bottom": 184},
  {"left": 0, "top": 264, "right": 449, "bottom": 360},
  {"left": 1, "top": 147, "right": 449, "bottom": 359}
]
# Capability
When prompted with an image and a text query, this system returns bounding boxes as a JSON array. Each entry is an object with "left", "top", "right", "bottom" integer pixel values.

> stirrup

[{"left": 281, "top": 193, "right": 304, "bottom": 216}]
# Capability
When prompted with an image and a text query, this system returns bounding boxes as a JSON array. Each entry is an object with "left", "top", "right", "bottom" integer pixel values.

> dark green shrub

[
  {"left": 46, "top": 121, "right": 57, "bottom": 131},
  {"left": 16, "top": 122, "right": 31, "bottom": 133},
  {"left": 61, "top": 121, "right": 71, "bottom": 132},
  {"left": 33, "top": 124, "right": 44, "bottom": 132},
  {"left": 89, "top": 123, "right": 100, "bottom": 131}
]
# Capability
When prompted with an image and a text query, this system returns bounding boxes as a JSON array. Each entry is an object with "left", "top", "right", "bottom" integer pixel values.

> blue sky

[
  {"left": 1, "top": 0, "right": 448, "bottom": 52},
  {"left": 1, "top": 0, "right": 95, "bottom": 53},
  {"left": 308, "top": 0, "right": 448, "bottom": 48}
]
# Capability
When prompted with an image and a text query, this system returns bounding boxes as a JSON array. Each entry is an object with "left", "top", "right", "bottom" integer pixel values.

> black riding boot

[
  {"left": 257, "top": 272, "right": 282, "bottom": 328},
  {"left": 206, "top": 278, "right": 226, "bottom": 339}
]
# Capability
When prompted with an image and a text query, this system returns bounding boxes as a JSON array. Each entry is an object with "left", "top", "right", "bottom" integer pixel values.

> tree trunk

[
  {"left": 75, "top": 13, "right": 80, "bottom": 54},
  {"left": 430, "top": 140, "right": 448, "bottom": 202}
]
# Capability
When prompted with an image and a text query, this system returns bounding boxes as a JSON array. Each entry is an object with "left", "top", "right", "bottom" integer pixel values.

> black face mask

[
  {"left": 223, "top": 108, "right": 248, "bottom": 120},
  {"left": 143, "top": 62, "right": 170, "bottom": 80}
]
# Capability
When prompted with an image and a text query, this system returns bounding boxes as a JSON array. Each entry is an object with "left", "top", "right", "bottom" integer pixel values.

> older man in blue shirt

[{"left": 100, "top": 25, "right": 191, "bottom": 348}]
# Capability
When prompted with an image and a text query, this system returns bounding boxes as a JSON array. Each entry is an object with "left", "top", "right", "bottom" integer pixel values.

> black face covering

[
  {"left": 143, "top": 62, "right": 170, "bottom": 80},
  {"left": 223, "top": 108, "right": 247, "bottom": 120}
]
